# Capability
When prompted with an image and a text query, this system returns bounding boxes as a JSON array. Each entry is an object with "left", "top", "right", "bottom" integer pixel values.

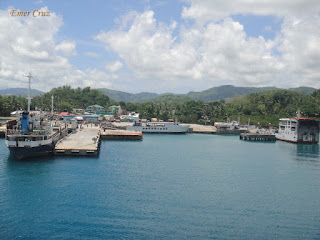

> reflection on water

[
  {"left": 295, "top": 144, "right": 319, "bottom": 161},
  {"left": 279, "top": 141, "right": 320, "bottom": 162}
]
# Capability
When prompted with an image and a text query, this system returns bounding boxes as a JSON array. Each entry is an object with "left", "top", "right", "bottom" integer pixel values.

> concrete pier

[
  {"left": 54, "top": 126, "right": 100, "bottom": 156},
  {"left": 100, "top": 129, "right": 142, "bottom": 140},
  {"left": 181, "top": 124, "right": 217, "bottom": 134},
  {"left": 240, "top": 133, "right": 276, "bottom": 141}
]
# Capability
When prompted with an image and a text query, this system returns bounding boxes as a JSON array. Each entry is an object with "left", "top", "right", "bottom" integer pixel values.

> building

[
  {"left": 108, "top": 105, "right": 122, "bottom": 115},
  {"left": 85, "top": 105, "right": 104, "bottom": 114}
]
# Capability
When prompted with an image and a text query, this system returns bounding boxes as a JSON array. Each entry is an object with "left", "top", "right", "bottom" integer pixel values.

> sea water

[{"left": 0, "top": 134, "right": 319, "bottom": 239}]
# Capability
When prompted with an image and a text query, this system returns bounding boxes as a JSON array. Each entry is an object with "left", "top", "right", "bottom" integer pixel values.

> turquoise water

[{"left": 0, "top": 134, "right": 320, "bottom": 239}]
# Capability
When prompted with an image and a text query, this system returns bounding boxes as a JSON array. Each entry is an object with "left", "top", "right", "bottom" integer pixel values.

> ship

[
  {"left": 214, "top": 120, "right": 247, "bottom": 134},
  {"left": 126, "top": 121, "right": 189, "bottom": 133},
  {"left": 4, "top": 73, "right": 60, "bottom": 160},
  {"left": 5, "top": 112, "right": 56, "bottom": 159},
  {"left": 275, "top": 117, "right": 319, "bottom": 144}
]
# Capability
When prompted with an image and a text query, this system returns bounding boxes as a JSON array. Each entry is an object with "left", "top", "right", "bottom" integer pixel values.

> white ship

[
  {"left": 127, "top": 121, "right": 189, "bottom": 133},
  {"left": 275, "top": 117, "right": 319, "bottom": 144}
]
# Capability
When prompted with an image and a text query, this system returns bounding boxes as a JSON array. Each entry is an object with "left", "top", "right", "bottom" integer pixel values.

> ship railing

[{"left": 6, "top": 129, "right": 52, "bottom": 136}]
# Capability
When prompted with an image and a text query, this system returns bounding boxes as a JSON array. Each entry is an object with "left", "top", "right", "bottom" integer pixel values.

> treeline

[
  {"left": 0, "top": 95, "right": 27, "bottom": 116},
  {"left": 1, "top": 85, "right": 320, "bottom": 127},
  {"left": 121, "top": 89, "right": 320, "bottom": 127},
  {"left": 31, "top": 85, "right": 110, "bottom": 112}
]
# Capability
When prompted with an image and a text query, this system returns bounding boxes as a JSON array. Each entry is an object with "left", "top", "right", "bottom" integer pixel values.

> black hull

[{"left": 8, "top": 144, "right": 54, "bottom": 160}]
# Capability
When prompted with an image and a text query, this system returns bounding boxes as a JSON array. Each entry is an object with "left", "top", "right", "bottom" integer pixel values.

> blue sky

[{"left": 1, "top": 0, "right": 320, "bottom": 93}]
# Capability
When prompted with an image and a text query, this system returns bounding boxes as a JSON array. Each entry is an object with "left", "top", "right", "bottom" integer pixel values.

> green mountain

[
  {"left": 186, "top": 85, "right": 277, "bottom": 101},
  {"left": 287, "top": 87, "right": 316, "bottom": 94},
  {"left": 151, "top": 94, "right": 193, "bottom": 103},
  {"left": 99, "top": 85, "right": 317, "bottom": 103},
  {"left": 0, "top": 88, "right": 44, "bottom": 97},
  {"left": 98, "top": 88, "right": 158, "bottom": 102}
]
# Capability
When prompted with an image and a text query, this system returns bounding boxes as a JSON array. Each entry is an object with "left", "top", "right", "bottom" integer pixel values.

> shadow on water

[{"left": 4, "top": 153, "right": 56, "bottom": 175}]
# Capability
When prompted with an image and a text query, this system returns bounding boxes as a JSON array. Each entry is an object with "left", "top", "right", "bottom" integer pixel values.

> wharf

[
  {"left": 54, "top": 126, "right": 100, "bottom": 156},
  {"left": 100, "top": 129, "right": 142, "bottom": 140},
  {"left": 240, "top": 133, "right": 276, "bottom": 141},
  {"left": 216, "top": 128, "right": 248, "bottom": 135},
  {"left": 181, "top": 124, "right": 217, "bottom": 134}
]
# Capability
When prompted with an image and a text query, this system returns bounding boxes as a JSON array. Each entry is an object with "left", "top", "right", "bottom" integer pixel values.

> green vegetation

[
  {"left": 31, "top": 86, "right": 110, "bottom": 112},
  {"left": 98, "top": 85, "right": 317, "bottom": 103},
  {"left": 122, "top": 89, "right": 320, "bottom": 127},
  {"left": 1, "top": 85, "right": 320, "bottom": 128},
  {"left": 98, "top": 88, "right": 158, "bottom": 102},
  {"left": 0, "top": 95, "right": 27, "bottom": 116}
]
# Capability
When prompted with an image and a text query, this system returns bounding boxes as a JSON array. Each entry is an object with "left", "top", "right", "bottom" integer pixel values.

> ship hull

[
  {"left": 8, "top": 144, "right": 54, "bottom": 160},
  {"left": 275, "top": 137, "right": 318, "bottom": 144}
]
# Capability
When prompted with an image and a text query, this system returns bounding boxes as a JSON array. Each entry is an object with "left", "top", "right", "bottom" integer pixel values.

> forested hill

[
  {"left": 0, "top": 85, "right": 316, "bottom": 103},
  {"left": 0, "top": 88, "right": 43, "bottom": 97},
  {"left": 99, "top": 85, "right": 316, "bottom": 102},
  {"left": 98, "top": 88, "right": 158, "bottom": 102}
]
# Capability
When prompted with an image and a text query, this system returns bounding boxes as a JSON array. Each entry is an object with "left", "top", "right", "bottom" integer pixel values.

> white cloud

[
  {"left": 105, "top": 61, "right": 123, "bottom": 72},
  {"left": 55, "top": 40, "right": 77, "bottom": 57},
  {"left": 0, "top": 7, "right": 112, "bottom": 91},
  {"left": 84, "top": 51, "right": 99, "bottom": 57},
  {"left": 182, "top": 0, "right": 320, "bottom": 23},
  {"left": 95, "top": 4, "right": 320, "bottom": 92}
]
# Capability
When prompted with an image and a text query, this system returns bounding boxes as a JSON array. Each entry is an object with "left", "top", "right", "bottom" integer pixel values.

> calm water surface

[{"left": 0, "top": 134, "right": 320, "bottom": 239}]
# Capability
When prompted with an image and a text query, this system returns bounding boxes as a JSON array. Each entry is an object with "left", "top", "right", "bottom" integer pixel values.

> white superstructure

[
  {"left": 127, "top": 121, "right": 189, "bottom": 133},
  {"left": 275, "top": 117, "right": 319, "bottom": 143}
]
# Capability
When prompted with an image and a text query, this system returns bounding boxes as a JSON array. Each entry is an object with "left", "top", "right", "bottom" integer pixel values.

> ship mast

[
  {"left": 51, "top": 95, "right": 54, "bottom": 116},
  {"left": 24, "top": 73, "right": 33, "bottom": 112}
]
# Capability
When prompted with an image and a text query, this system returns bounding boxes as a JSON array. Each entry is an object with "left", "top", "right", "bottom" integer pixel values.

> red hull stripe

[{"left": 276, "top": 138, "right": 298, "bottom": 143}]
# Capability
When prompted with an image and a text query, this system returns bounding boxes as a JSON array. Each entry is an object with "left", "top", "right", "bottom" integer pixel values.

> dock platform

[
  {"left": 181, "top": 124, "right": 217, "bottom": 134},
  {"left": 100, "top": 129, "right": 142, "bottom": 140},
  {"left": 240, "top": 133, "right": 276, "bottom": 141},
  {"left": 54, "top": 126, "right": 100, "bottom": 156}
]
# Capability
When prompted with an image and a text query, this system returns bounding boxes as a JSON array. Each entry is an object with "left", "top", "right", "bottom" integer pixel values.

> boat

[
  {"left": 126, "top": 121, "right": 189, "bottom": 133},
  {"left": 4, "top": 73, "right": 60, "bottom": 160},
  {"left": 275, "top": 117, "right": 319, "bottom": 144},
  {"left": 5, "top": 112, "right": 56, "bottom": 159},
  {"left": 214, "top": 120, "right": 247, "bottom": 134}
]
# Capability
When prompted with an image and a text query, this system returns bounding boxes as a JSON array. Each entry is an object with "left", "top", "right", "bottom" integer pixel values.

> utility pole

[
  {"left": 24, "top": 73, "right": 33, "bottom": 112},
  {"left": 51, "top": 95, "right": 54, "bottom": 116}
]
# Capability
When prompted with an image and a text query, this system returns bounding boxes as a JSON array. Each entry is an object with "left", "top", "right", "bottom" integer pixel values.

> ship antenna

[{"left": 24, "top": 72, "right": 33, "bottom": 112}]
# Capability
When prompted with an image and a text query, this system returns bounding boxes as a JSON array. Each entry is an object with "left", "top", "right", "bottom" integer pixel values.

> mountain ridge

[
  {"left": 0, "top": 88, "right": 44, "bottom": 97},
  {"left": 99, "top": 85, "right": 316, "bottom": 102},
  {"left": 0, "top": 85, "right": 316, "bottom": 102}
]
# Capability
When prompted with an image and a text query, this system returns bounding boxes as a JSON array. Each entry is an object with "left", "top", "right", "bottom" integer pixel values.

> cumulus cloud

[
  {"left": 0, "top": 7, "right": 111, "bottom": 91},
  {"left": 55, "top": 40, "right": 77, "bottom": 56},
  {"left": 182, "top": 0, "right": 320, "bottom": 23},
  {"left": 95, "top": 2, "right": 320, "bottom": 92},
  {"left": 105, "top": 61, "right": 123, "bottom": 72}
]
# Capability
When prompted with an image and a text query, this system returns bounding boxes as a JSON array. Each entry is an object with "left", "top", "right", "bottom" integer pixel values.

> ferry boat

[
  {"left": 275, "top": 117, "right": 319, "bottom": 144},
  {"left": 5, "top": 112, "right": 56, "bottom": 160},
  {"left": 126, "top": 121, "right": 189, "bottom": 133}
]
